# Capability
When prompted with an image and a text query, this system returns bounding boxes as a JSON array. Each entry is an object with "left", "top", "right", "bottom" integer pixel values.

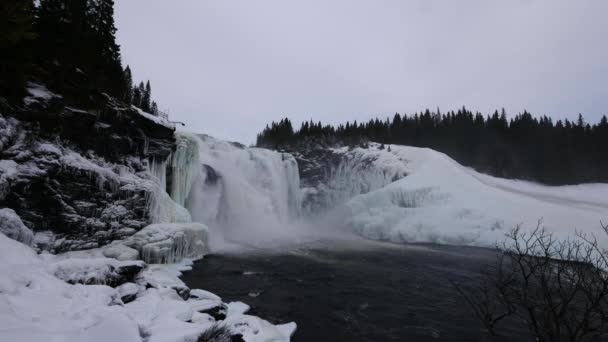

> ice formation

[
  {"left": 168, "top": 131, "right": 202, "bottom": 206},
  {"left": 147, "top": 158, "right": 193, "bottom": 224},
  {"left": 305, "top": 146, "right": 408, "bottom": 212},
  {"left": 342, "top": 143, "right": 608, "bottom": 248},
  {"left": 126, "top": 223, "right": 209, "bottom": 264}
]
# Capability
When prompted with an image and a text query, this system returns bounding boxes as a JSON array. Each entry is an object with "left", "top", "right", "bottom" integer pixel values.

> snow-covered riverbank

[{"left": 0, "top": 228, "right": 296, "bottom": 342}]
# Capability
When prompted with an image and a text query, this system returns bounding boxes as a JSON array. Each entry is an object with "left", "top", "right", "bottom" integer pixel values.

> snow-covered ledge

[{"left": 0, "top": 224, "right": 296, "bottom": 342}]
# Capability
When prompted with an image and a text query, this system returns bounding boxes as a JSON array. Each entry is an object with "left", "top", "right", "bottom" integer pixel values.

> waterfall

[
  {"left": 184, "top": 134, "right": 302, "bottom": 245},
  {"left": 146, "top": 131, "right": 302, "bottom": 249}
]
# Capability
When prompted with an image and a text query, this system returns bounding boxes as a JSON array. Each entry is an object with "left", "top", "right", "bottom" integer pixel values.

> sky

[{"left": 115, "top": 0, "right": 608, "bottom": 144}]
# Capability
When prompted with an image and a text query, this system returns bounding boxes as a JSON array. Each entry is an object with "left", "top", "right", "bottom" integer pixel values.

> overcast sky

[{"left": 115, "top": 1, "right": 608, "bottom": 144}]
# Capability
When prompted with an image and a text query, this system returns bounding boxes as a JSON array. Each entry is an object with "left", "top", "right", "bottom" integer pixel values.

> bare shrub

[
  {"left": 455, "top": 222, "right": 608, "bottom": 341},
  {"left": 197, "top": 324, "right": 235, "bottom": 342}
]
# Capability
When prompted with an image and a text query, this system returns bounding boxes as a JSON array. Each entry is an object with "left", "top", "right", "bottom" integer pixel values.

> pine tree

[
  {"left": 132, "top": 85, "right": 141, "bottom": 107},
  {"left": 151, "top": 101, "right": 158, "bottom": 115},
  {"left": 36, "top": 0, "right": 124, "bottom": 96},
  {"left": 122, "top": 65, "right": 133, "bottom": 103},
  {"left": 141, "top": 80, "right": 151, "bottom": 112},
  {"left": 136, "top": 81, "right": 145, "bottom": 108},
  {"left": 0, "top": 0, "right": 36, "bottom": 101}
]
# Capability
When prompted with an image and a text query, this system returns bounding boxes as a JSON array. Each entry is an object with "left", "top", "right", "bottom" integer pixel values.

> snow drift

[
  {"left": 0, "top": 232, "right": 295, "bottom": 342},
  {"left": 342, "top": 143, "right": 608, "bottom": 247}
]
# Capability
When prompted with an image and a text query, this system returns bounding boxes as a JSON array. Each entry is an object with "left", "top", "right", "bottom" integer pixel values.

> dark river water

[{"left": 181, "top": 239, "right": 529, "bottom": 342}]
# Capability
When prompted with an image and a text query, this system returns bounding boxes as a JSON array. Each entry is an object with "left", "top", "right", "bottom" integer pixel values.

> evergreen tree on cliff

[
  {"left": 0, "top": 0, "right": 36, "bottom": 102},
  {"left": 141, "top": 80, "right": 152, "bottom": 112},
  {"left": 35, "top": 0, "right": 125, "bottom": 97},
  {"left": 122, "top": 65, "right": 133, "bottom": 103}
]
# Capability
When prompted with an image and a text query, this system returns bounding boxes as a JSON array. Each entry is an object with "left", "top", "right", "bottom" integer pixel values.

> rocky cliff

[{"left": 0, "top": 83, "right": 175, "bottom": 252}]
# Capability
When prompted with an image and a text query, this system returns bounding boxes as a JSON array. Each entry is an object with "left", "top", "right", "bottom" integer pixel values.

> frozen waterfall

[{"left": 168, "top": 131, "right": 201, "bottom": 206}]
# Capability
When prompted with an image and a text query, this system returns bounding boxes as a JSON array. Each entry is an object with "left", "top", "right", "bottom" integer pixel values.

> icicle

[{"left": 168, "top": 132, "right": 202, "bottom": 206}]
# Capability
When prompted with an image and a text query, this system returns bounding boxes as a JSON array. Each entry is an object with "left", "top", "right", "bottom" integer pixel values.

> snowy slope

[{"left": 342, "top": 143, "right": 608, "bottom": 247}]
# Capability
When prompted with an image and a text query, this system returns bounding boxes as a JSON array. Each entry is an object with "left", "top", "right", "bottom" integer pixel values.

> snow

[
  {"left": 131, "top": 105, "right": 175, "bottom": 129},
  {"left": 47, "top": 257, "right": 144, "bottom": 285},
  {"left": 23, "top": 82, "right": 60, "bottom": 106},
  {"left": 0, "top": 232, "right": 296, "bottom": 342},
  {"left": 102, "top": 243, "right": 140, "bottom": 261},
  {"left": 342, "top": 143, "right": 608, "bottom": 248},
  {"left": 126, "top": 223, "right": 209, "bottom": 264},
  {"left": 0, "top": 208, "right": 34, "bottom": 246},
  {"left": 0, "top": 160, "right": 19, "bottom": 200}
]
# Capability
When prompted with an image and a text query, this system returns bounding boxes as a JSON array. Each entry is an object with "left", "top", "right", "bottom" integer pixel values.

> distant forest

[
  {"left": 1, "top": 0, "right": 161, "bottom": 113},
  {"left": 257, "top": 108, "right": 608, "bottom": 185}
]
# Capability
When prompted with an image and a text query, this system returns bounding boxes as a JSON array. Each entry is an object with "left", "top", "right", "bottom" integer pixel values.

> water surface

[{"left": 181, "top": 239, "right": 529, "bottom": 341}]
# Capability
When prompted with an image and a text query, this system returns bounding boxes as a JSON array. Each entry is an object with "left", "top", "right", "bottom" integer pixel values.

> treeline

[
  {"left": 257, "top": 108, "right": 608, "bottom": 185},
  {"left": 0, "top": 0, "right": 161, "bottom": 114}
]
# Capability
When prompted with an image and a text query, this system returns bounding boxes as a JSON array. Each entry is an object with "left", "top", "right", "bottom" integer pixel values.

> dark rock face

[{"left": 0, "top": 87, "right": 175, "bottom": 252}]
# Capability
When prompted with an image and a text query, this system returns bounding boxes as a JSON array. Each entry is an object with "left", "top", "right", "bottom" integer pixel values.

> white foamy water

[{"left": 181, "top": 134, "right": 303, "bottom": 249}]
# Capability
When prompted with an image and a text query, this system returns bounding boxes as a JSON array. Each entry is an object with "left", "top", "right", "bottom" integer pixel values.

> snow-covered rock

[
  {"left": 342, "top": 143, "right": 608, "bottom": 247},
  {"left": 47, "top": 257, "right": 145, "bottom": 287},
  {"left": 1, "top": 85, "right": 177, "bottom": 252},
  {"left": 0, "top": 232, "right": 295, "bottom": 342},
  {"left": 126, "top": 223, "right": 209, "bottom": 264},
  {"left": 116, "top": 282, "right": 141, "bottom": 303},
  {"left": 102, "top": 243, "right": 141, "bottom": 261},
  {"left": 0, "top": 208, "right": 34, "bottom": 246}
]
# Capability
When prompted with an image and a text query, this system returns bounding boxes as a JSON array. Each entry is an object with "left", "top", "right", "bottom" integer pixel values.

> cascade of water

[{"left": 185, "top": 135, "right": 302, "bottom": 245}]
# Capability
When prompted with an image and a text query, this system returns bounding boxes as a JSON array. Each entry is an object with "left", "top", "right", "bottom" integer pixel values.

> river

[{"left": 181, "top": 238, "right": 529, "bottom": 341}]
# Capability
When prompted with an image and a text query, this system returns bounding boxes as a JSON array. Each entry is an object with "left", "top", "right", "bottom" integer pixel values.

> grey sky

[{"left": 115, "top": 1, "right": 608, "bottom": 144}]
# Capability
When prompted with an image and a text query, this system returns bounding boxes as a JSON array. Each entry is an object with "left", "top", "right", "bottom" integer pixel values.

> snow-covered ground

[
  {"left": 0, "top": 229, "right": 296, "bottom": 342},
  {"left": 342, "top": 143, "right": 608, "bottom": 247}
]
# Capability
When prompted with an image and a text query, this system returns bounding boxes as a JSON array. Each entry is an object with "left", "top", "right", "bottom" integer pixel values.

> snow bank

[
  {"left": 0, "top": 232, "right": 295, "bottom": 342},
  {"left": 343, "top": 143, "right": 608, "bottom": 247},
  {"left": 126, "top": 223, "right": 209, "bottom": 264},
  {"left": 47, "top": 257, "right": 144, "bottom": 286},
  {"left": 0, "top": 233, "right": 140, "bottom": 342},
  {"left": 0, "top": 208, "right": 34, "bottom": 246},
  {"left": 131, "top": 105, "right": 175, "bottom": 130}
]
